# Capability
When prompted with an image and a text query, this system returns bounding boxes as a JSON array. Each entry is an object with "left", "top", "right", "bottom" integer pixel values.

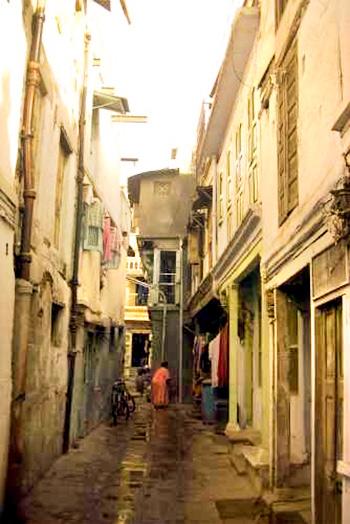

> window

[
  {"left": 226, "top": 151, "right": 232, "bottom": 206},
  {"left": 159, "top": 250, "right": 177, "bottom": 304},
  {"left": 54, "top": 130, "right": 72, "bottom": 247},
  {"left": 276, "top": 0, "right": 289, "bottom": 27},
  {"left": 51, "top": 303, "right": 63, "bottom": 346},
  {"left": 227, "top": 150, "right": 233, "bottom": 239},
  {"left": 235, "top": 125, "right": 243, "bottom": 226},
  {"left": 277, "top": 44, "right": 298, "bottom": 223},
  {"left": 136, "top": 282, "right": 149, "bottom": 305},
  {"left": 248, "top": 89, "right": 258, "bottom": 204},
  {"left": 218, "top": 171, "right": 224, "bottom": 223}
]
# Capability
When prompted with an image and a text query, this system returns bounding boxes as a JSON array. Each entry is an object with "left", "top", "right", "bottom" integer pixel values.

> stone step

[
  {"left": 229, "top": 444, "right": 248, "bottom": 475},
  {"left": 215, "top": 497, "right": 268, "bottom": 521},
  {"left": 271, "top": 501, "right": 311, "bottom": 524}
]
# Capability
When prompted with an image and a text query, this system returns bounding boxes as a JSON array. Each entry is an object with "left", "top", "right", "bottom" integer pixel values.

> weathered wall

[
  {"left": 8, "top": 0, "right": 86, "bottom": 497},
  {"left": 260, "top": 0, "right": 345, "bottom": 263},
  {"left": 137, "top": 172, "right": 195, "bottom": 239},
  {"left": 0, "top": 0, "right": 27, "bottom": 510}
]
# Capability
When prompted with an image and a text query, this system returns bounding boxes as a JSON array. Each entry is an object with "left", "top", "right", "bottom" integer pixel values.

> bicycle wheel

[
  {"left": 118, "top": 398, "right": 130, "bottom": 421},
  {"left": 111, "top": 392, "right": 118, "bottom": 425},
  {"left": 127, "top": 394, "right": 136, "bottom": 413},
  {"left": 112, "top": 404, "right": 118, "bottom": 425}
]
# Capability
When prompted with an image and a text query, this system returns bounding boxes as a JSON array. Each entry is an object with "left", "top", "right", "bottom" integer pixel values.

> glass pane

[{"left": 160, "top": 251, "right": 176, "bottom": 274}]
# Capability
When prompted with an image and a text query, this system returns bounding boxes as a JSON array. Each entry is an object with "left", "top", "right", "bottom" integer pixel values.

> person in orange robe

[{"left": 151, "top": 361, "right": 170, "bottom": 408}]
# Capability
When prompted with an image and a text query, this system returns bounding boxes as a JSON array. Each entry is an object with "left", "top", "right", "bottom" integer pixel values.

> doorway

[
  {"left": 315, "top": 298, "right": 343, "bottom": 524},
  {"left": 131, "top": 333, "right": 149, "bottom": 367}
]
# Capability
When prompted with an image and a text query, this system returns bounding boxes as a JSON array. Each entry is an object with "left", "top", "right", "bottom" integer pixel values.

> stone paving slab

[{"left": 11, "top": 402, "right": 258, "bottom": 523}]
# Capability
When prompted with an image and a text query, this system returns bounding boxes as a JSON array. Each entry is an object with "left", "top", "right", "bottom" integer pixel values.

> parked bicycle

[{"left": 111, "top": 379, "right": 136, "bottom": 425}]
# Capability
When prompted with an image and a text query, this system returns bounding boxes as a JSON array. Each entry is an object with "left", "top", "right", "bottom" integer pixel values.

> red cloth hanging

[{"left": 217, "top": 322, "right": 229, "bottom": 387}]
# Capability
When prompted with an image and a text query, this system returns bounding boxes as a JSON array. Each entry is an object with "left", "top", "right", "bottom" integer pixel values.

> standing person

[{"left": 151, "top": 361, "right": 170, "bottom": 408}]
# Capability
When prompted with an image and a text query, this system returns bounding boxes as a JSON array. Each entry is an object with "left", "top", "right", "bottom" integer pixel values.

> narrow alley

[{"left": 15, "top": 400, "right": 261, "bottom": 524}]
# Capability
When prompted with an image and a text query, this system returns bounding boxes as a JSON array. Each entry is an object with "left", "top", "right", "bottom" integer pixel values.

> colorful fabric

[
  {"left": 151, "top": 366, "right": 170, "bottom": 407},
  {"left": 218, "top": 323, "right": 229, "bottom": 387}
]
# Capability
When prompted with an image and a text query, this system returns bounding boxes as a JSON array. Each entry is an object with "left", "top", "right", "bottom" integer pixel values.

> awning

[{"left": 93, "top": 91, "right": 129, "bottom": 113}]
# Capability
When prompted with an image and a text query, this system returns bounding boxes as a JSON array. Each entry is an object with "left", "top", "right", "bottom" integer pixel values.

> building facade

[
  {"left": 4, "top": 0, "right": 131, "bottom": 512},
  {"left": 128, "top": 169, "right": 195, "bottom": 400},
  {"left": 187, "top": 0, "right": 350, "bottom": 522}
]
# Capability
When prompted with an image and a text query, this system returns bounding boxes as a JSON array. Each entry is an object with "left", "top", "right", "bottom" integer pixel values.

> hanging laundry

[
  {"left": 103, "top": 215, "right": 112, "bottom": 263},
  {"left": 218, "top": 322, "right": 229, "bottom": 387},
  {"left": 108, "top": 224, "right": 122, "bottom": 268},
  {"left": 208, "top": 333, "right": 220, "bottom": 388},
  {"left": 83, "top": 198, "right": 104, "bottom": 252}
]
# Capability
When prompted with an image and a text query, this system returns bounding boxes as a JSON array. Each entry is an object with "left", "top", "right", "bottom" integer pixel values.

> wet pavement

[{"left": 16, "top": 401, "right": 259, "bottom": 523}]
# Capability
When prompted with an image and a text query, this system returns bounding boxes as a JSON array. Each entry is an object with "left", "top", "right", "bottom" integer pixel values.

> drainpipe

[
  {"left": 178, "top": 237, "right": 184, "bottom": 403},
  {"left": 18, "top": 1, "right": 45, "bottom": 281},
  {"left": 6, "top": 1, "right": 46, "bottom": 506},
  {"left": 62, "top": 31, "right": 91, "bottom": 454}
]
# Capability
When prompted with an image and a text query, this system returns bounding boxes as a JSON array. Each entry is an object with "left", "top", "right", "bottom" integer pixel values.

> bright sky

[{"left": 108, "top": 0, "right": 242, "bottom": 178}]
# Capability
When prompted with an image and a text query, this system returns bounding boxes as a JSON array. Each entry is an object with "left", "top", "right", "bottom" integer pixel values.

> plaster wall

[
  {"left": 0, "top": 221, "right": 15, "bottom": 511},
  {"left": 0, "top": 0, "right": 27, "bottom": 510}
]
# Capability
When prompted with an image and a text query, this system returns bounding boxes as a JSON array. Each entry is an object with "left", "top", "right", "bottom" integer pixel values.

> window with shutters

[
  {"left": 218, "top": 171, "right": 224, "bottom": 224},
  {"left": 235, "top": 124, "right": 244, "bottom": 226},
  {"left": 54, "top": 130, "right": 72, "bottom": 248},
  {"left": 227, "top": 150, "right": 233, "bottom": 239},
  {"left": 248, "top": 89, "right": 258, "bottom": 204},
  {"left": 276, "top": 0, "right": 289, "bottom": 27},
  {"left": 277, "top": 44, "right": 298, "bottom": 224}
]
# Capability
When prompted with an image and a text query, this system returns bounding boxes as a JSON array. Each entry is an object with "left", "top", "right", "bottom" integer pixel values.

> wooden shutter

[
  {"left": 278, "top": 44, "right": 298, "bottom": 223},
  {"left": 286, "top": 48, "right": 298, "bottom": 212}
]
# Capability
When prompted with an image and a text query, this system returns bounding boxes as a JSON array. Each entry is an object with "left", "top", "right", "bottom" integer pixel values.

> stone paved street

[{"left": 15, "top": 401, "right": 259, "bottom": 524}]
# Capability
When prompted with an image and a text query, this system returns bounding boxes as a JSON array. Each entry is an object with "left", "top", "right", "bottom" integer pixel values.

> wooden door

[{"left": 315, "top": 299, "right": 343, "bottom": 524}]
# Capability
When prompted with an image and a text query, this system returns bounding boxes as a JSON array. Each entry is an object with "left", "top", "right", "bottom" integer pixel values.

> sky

[{"left": 104, "top": 0, "right": 243, "bottom": 178}]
